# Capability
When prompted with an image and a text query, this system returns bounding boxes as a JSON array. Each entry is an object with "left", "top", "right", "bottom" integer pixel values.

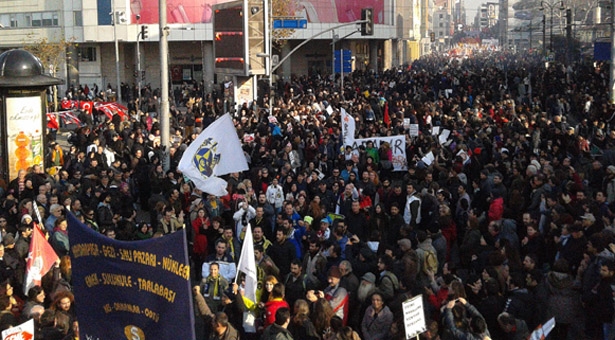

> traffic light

[
  {"left": 141, "top": 25, "right": 148, "bottom": 39},
  {"left": 361, "top": 8, "right": 374, "bottom": 36},
  {"left": 430, "top": 32, "right": 435, "bottom": 42}
]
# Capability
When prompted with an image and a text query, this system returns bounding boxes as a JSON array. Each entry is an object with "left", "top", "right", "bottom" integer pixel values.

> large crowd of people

[{"left": 3, "top": 49, "right": 615, "bottom": 339}]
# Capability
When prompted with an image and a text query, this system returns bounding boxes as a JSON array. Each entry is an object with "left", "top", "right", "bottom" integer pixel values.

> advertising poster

[
  {"left": 6, "top": 96, "right": 44, "bottom": 181},
  {"left": 130, "top": 0, "right": 384, "bottom": 24},
  {"left": 67, "top": 214, "right": 196, "bottom": 340}
]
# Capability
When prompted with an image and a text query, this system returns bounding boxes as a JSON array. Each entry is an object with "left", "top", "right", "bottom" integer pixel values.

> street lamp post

[
  {"left": 136, "top": 17, "right": 142, "bottom": 112},
  {"left": 540, "top": 1, "right": 565, "bottom": 57},
  {"left": 111, "top": 3, "right": 124, "bottom": 103},
  {"left": 257, "top": 0, "right": 273, "bottom": 114},
  {"left": 160, "top": 0, "right": 170, "bottom": 171}
]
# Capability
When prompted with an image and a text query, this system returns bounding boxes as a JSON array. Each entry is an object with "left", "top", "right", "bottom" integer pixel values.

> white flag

[
  {"left": 178, "top": 114, "right": 249, "bottom": 196},
  {"left": 341, "top": 108, "right": 355, "bottom": 147},
  {"left": 236, "top": 223, "right": 257, "bottom": 306},
  {"left": 2, "top": 319, "right": 34, "bottom": 340}
]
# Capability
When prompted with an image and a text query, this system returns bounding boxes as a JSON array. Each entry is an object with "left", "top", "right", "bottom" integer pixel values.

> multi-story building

[
  {"left": 0, "top": 0, "right": 435, "bottom": 102},
  {"left": 432, "top": 0, "right": 453, "bottom": 52}
]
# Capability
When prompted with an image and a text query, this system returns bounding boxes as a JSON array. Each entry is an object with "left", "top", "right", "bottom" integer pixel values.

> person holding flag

[{"left": 23, "top": 226, "right": 59, "bottom": 296}]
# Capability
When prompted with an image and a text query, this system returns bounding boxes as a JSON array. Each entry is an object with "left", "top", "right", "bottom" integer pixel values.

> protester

[{"left": 13, "top": 48, "right": 615, "bottom": 338}]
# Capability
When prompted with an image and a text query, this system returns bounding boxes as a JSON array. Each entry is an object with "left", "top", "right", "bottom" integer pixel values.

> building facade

[{"left": 0, "top": 0, "right": 439, "bottom": 100}]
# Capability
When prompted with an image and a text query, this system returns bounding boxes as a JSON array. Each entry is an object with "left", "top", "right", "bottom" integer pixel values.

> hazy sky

[{"left": 465, "top": 0, "right": 484, "bottom": 26}]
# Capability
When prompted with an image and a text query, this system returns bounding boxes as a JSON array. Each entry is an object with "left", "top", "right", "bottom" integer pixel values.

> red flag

[
  {"left": 383, "top": 102, "right": 391, "bottom": 128},
  {"left": 94, "top": 102, "right": 127, "bottom": 120},
  {"left": 46, "top": 113, "right": 59, "bottom": 130},
  {"left": 60, "top": 111, "right": 83, "bottom": 126},
  {"left": 80, "top": 101, "right": 94, "bottom": 114},
  {"left": 24, "top": 228, "right": 59, "bottom": 295},
  {"left": 60, "top": 99, "right": 74, "bottom": 110}
]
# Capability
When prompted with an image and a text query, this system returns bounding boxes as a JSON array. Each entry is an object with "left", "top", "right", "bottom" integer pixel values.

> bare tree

[{"left": 22, "top": 35, "right": 75, "bottom": 111}]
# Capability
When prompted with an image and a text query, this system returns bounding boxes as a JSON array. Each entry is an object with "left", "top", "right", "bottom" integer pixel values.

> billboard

[
  {"left": 130, "top": 0, "right": 384, "bottom": 24},
  {"left": 6, "top": 96, "right": 45, "bottom": 181}
]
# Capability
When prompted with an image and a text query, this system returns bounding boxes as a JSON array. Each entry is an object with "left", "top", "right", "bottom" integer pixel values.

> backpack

[{"left": 422, "top": 248, "right": 438, "bottom": 274}]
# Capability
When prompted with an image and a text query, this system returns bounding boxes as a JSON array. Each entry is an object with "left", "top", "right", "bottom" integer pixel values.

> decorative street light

[{"left": 540, "top": 0, "right": 565, "bottom": 56}]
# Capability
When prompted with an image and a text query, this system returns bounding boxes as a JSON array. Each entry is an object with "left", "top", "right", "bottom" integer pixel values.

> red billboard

[{"left": 130, "top": 0, "right": 384, "bottom": 24}]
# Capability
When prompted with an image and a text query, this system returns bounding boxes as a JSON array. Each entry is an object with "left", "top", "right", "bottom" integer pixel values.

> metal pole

[
  {"left": 611, "top": 0, "right": 615, "bottom": 102},
  {"left": 332, "top": 31, "right": 336, "bottom": 83},
  {"left": 113, "top": 1, "right": 123, "bottom": 103},
  {"left": 549, "top": 7, "right": 554, "bottom": 53},
  {"left": 137, "top": 26, "right": 142, "bottom": 112},
  {"left": 266, "top": 0, "right": 273, "bottom": 112},
  {"left": 543, "top": 14, "right": 546, "bottom": 56},
  {"left": 160, "top": 0, "right": 170, "bottom": 171},
  {"left": 340, "top": 49, "right": 344, "bottom": 98},
  {"left": 529, "top": 18, "right": 532, "bottom": 50}
]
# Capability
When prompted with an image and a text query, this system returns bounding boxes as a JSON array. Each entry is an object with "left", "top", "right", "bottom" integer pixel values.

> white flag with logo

[
  {"left": 341, "top": 108, "right": 355, "bottom": 147},
  {"left": 178, "top": 114, "right": 249, "bottom": 196}
]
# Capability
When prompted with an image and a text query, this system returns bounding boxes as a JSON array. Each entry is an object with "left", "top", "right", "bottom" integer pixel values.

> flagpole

[{"left": 234, "top": 222, "right": 248, "bottom": 285}]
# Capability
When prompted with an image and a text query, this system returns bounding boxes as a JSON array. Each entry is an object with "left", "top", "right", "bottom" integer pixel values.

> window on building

[
  {"left": 53, "top": 13, "right": 58, "bottom": 26},
  {"left": 79, "top": 47, "right": 97, "bottom": 62},
  {"left": 439, "top": 22, "right": 443, "bottom": 28},
  {"left": 31, "top": 13, "right": 42, "bottom": 27},
  {"left": 42, "top": 12, "right": 53, "bottom": 26},
  {"left": 74, "top": 11, "right": 83, "bottom": 26},
  {"left": 0, "top": 14, "right": 9, "bottom": 28},
  {"left": 439, "top": 14, "right": 443, "bottom": 19},
  {"left": 12, "top": 14, "right": 30, "bottom": 28}
]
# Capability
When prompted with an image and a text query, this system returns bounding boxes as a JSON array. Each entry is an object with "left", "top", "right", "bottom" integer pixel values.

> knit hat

[
  {"left": 21, "top": 214, "right": 33, "bottom": 223},
  {"left": 361, "top": 272, "right": 376, "bottom": 284}
]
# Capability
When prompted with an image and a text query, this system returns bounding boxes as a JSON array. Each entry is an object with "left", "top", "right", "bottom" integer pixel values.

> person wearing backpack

[
  {"left": 415, "top": 230, "right": 439, "bottom": 288},
  {"left": 375, "top": 255, "right": 400, "bottom": 303}
]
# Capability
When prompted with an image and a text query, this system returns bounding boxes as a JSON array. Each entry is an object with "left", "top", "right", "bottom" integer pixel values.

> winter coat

[
  {"left": 262, "top": 324, "right": 294, "bottom": 340},
  {"left": 541, "top": 271, "right": 581, "bottom": 324}
]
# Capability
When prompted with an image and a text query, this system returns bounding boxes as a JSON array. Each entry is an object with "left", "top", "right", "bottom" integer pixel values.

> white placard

[
  {"left": 2, "top": 319, "right": 34, "bottom": 340},
  {"left": 438, "top": 129, "right": 450, "bottom": 145},
  {"left": 530, "top": 317, "right": 555, "bottom": 340},
  {"left": 421, "top": 151, "right": 435, "bottom": 166},
  {"left": 402, "top": 295, "right": 426, "bottom": 339},
  {"left": 432, "top": 126, "right": 440, "bottom": 136},
  {"left": 403, "top": 118, "right": 411, "bottom": 129},
  {"left": 326, "top": 105, "right": 334, "bottom": 115},
  {"left": 409, "top": 124, "right": 419, "bottom": 137}
]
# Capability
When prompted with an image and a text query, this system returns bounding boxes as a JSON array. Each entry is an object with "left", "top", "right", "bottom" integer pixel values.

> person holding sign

[{"left": 442, "top": 297, "right": 491, "bottom": 340}]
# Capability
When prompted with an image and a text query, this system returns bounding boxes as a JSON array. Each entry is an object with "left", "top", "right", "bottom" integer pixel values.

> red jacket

[
  {"left": 488, "top": 197, "right": 504, "bottom": 222},
  {"left": 263, "top": 298, "right": 289, "bottom": 327}
]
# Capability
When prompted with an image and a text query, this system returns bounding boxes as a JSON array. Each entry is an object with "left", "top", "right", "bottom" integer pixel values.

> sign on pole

[
  {"left": 402, "top": 295, "right": 426, "bottom": 339},
  {"left": 334, "top": 49, "right": 352, "bottom": 73}
]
